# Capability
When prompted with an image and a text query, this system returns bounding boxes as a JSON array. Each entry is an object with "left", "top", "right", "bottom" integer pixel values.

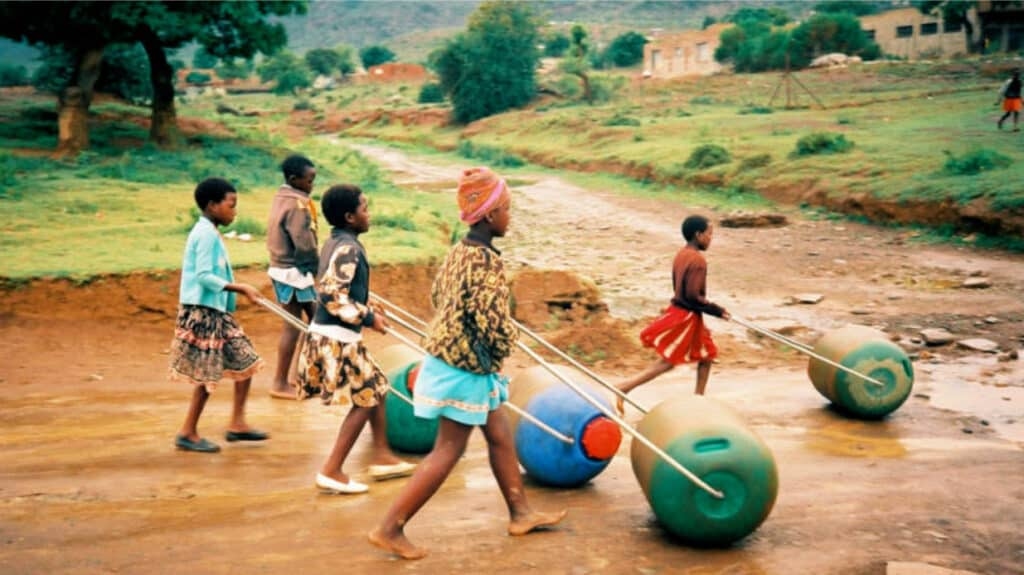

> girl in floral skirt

[{"left": 169, "top": 177, "right": 268, "bottom": 453}]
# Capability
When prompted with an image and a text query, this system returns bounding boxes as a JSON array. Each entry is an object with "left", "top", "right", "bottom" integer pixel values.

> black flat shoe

[
  {"left": 225, "top": 429, "right": 269, "bottom": 442},
  {"left": 175, "top": 435, "right": 221, "bottom": 453}
]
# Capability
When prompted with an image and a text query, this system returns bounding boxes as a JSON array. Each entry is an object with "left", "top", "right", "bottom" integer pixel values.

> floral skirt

[
  {"left": 297, "top": 333, "right": 388, "bottom": 407},
  {"left": 640, "top": 306, "right": 718, "bottom": 365},
  {"left": 168, "top": 305, "right": 263, "bottom": 391}
]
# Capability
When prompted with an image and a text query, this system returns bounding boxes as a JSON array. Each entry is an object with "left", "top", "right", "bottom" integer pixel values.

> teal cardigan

[{"left": 179, "top": 216, "right": 236, "bottom": 312}]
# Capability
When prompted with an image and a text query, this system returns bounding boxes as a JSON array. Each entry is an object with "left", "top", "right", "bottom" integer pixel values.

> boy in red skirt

[{"left": 616, "top": 215, "right": 730, "bottom": 413}]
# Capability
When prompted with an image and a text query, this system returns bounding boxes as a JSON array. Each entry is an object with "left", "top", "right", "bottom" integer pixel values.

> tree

[
  {"left": 788, "top": 12, "right": 875, "bottom": 68},
  {"left": 432, "top": 0, "right": 541, "bottom": 123},
  {"left": 728, "top": 6, "right": 791, "bottom": 27},
  {"left": 814, "top": 1, "right": 884, "bottom": 16},
  {"left": 96, "top": 43, "right": 152, "bottom": 104},
  {"left": 0, "top": 2, "right": 122, "bottom": 154},
  {"left": 192, "top": 46, "right": 218, "bottom": 69},
  {"left": 544, "top": 31, "right": 570, "bottom": 57},
  {"left": 360, "top": 45, "right": 396, "bottom": 69},
  {"left": 334, "top": 45, "right": 356, "bottom": 76},
  {"left": 561, "top": 24, "right": 593, "bottom": 103},
  {"left": 305, "top": 48, "right": 342, "bottom": 76},
  {"left": 0, "top": 1, "right": 305, "bottom": 155},
  {"left": 603, "top": 31, "right": 648, "bottom": 67},
  {"left": 259, "top": 51, "right": 312, "bottom": 95},
  {"left": 216, "top": 58, "right": 254, "bottom": 82},
  {"left": 0, "top": 63, "right": 28, "bottom": 87}
]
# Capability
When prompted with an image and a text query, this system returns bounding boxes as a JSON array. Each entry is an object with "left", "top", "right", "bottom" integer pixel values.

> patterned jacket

[{"left": 424, "top": 241, "right": 518, "bottom": 374}]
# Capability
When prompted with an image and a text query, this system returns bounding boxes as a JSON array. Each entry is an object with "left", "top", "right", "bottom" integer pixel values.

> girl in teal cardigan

[{"left": 169, "top": 177, "right": 269, "bottom": 453}]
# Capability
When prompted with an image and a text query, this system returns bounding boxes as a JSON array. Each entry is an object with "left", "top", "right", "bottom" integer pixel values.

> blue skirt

[{"left": 413, "top": 355, "right": 508, "bottom": 426}]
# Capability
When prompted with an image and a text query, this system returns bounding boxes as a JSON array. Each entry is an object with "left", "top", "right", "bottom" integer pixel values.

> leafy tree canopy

[
  {"left": 433, "top": 0, "right": 541, "bottom": 124},
  {"left": 813, "top": 1, "right": 884, "bottom": 16},
  {"left": 727, "top": 7, "right": 791, "bottom": 27},
  {"left": 544, "top": 31, "right": 570, "bottom": 57},
  {"left": 359, "top": 45, "right": 396, "bottom": 69},
  {"left": 192, "top": 46, "right": 218, "bottom": 69},
  {"left": 0, "top": 63, "right": 28, "bottom": 87},
  {"left": 305, "top": 48, "right": 342, "bottom": 76},
  {"left": 259, "top": 51, "right": 311, "bottom": 95},
  {"left": 603, "top": 31, "right": 648, "bottom": 67}
]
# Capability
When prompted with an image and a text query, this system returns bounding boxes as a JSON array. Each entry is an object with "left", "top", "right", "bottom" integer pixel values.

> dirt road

[{"left": 0, "top": 143, "right": 1021, "bottom": 574}]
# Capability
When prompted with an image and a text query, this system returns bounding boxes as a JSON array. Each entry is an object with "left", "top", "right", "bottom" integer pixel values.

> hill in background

[
  {"left": 0, "top": 1, "right": 801, "bottom": 71},
  {"left": 279, "top": 0, "right": 754, "bottom": 61}
]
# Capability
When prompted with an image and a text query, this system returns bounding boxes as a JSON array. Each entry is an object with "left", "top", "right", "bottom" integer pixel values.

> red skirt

[{"left": 640, "top": 306, "right": 717, "bottom": 365}]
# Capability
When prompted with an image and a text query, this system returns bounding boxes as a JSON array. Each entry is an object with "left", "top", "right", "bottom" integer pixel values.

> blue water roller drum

[
  {"left": 507, "top": 365, "right": 622, "bottom": 488},
  {"left": 807, "top": 325, "right": 914, "bottom": 419},
  {"left": 630, "top": 395, "right": 778, "bottom": 546},
  {"left": 375, "top": 344, "right": 439, "bottom": 454}
]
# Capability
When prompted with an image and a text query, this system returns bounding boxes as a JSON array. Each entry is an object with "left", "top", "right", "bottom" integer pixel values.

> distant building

[
  {"left": 978, "top": 1, "right": 1024, "bottom": 53},
  {"left": 859, "top": 7, "right": 978, "bottom": 60},
  {"left": 642, "top": 23, "right": 731, "bottom": 79}
]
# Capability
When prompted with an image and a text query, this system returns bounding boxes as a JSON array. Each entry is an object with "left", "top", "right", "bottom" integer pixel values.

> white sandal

[{"left": 315, "top": 473, "right": 368, "bottom": 494}]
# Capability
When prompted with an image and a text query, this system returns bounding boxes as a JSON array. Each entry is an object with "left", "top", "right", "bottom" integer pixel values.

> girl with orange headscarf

[{"left": 369, "top": 167, "right": 566, "bottom": 560}]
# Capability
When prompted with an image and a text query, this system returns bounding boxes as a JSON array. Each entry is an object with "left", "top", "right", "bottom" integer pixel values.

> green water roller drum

[
  {"left": 376, "top": 344, "right": 439, "bottom": 454},
  {"left": 807, "top": 325, "right": 915, "bottom": 419},
  {"left": 630, "top": 395, "right": 779, "bottom": 546}
]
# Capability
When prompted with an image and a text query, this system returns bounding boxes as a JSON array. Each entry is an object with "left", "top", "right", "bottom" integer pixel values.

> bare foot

[
  {"left": 368, "top": 527, "right": 428, "bottom": 560},
  {"left": 508, "top": 509, "right": 567, "bottom": 536},
  {"left": 269, "top": 388, "right": 296, "bottom": 400}
]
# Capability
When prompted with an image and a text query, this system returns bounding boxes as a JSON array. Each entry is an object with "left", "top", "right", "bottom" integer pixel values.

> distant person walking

[
  {"left": 996, "top": 70, "right": 1022, "bottom": 132},
  {"left": 266, "top": 154, "right": 320, "bottom": 399}
]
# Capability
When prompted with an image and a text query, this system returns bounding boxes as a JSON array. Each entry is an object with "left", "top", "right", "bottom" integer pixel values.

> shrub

[
  {"left": 418, "top": 82, "right": 445, "bottom": 104},
  {"left": 603, "top": 112, "right": 641, "bottom": 127},
  {"left": 0, "top": 64, "right": 28, "bottom": 87},
  {"left": 685, "top": 144, "right": 731, "bottom": 169},
  {"left": 185, "top": 71, "right": 212, "bottom": 85},
  {"left": 793, "top": 132, "right": 853, "bottom": 156},
  {"left": 603, "top": 31, "right": 648, "bottom": 67},
  {"left": 360, "top": 45, "right": 396, "bottom": 69},
  {"left": 456, "top": 140, "right": 525, "bottom": 168},
  {"left": 943, "top": 148, "right": 1012, "bottom": 176},
  {"left": 737, "top": 153, "right": 772, "bottom": 171},
  {"left": 739, "top": 106, "right": 773, "bottom": 115}
]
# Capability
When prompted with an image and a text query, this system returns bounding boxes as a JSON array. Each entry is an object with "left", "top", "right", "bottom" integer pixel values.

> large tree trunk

[
  {"left": 55, "top": 47, "right": 104, "bottom": 157},
  {"left": 140, "top": 26, "right": 178, "bottom": 148}
]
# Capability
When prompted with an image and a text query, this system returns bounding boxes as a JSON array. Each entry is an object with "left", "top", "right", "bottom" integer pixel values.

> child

[
  {"left": 266, "top": 154, "right": 320, "bottom": 399},
  {"left": 996, "top": 70, "right": 1022, "bottom": 131},
  {"left": 169, "top": 177, "right": 268, "bottom": 453},
  {"left": 616, "top": 214, "right": 730, "bottom": 413},
  {"left": 298, "top": 184, "right": 416, "bottom": 494},
  {"left": 368, "top": 167, "right": 566, "bottom": 560}
]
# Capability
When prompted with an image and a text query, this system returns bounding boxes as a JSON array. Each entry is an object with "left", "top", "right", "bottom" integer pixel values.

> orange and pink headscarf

[{"left": 457, "top": 167, "right": 510, "bottom": 225}]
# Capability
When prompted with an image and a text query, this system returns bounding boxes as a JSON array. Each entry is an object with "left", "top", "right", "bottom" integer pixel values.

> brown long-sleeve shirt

[
  {"left": 265, "top": 184, "right": 319, "bottom": 275},
  {"left": 669, "top": 245, "right": 726, "bottom": 318}
]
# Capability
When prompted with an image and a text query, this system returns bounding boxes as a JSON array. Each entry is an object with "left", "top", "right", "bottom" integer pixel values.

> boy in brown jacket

[{"left": 265, "top": 154, "right": 319, "bottom": 399}]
